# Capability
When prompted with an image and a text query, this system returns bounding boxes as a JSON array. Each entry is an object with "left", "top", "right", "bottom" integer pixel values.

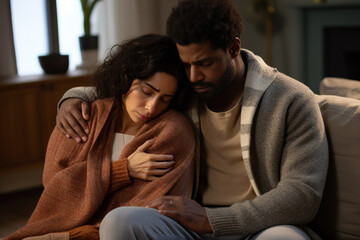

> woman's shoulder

[
  {"left": 156, "top": 109, "right": 190, "bottom": 125},
  {"left": 90, "top": 98, "right": 115, "bottom": 116},
  {"left": 146, "top": 110, "right": 193, "bottom": 134}
]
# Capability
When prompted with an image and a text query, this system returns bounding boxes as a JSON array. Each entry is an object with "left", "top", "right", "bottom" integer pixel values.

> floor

[{"left": 0, "top": 187, "right": 43, "bottom": 239}]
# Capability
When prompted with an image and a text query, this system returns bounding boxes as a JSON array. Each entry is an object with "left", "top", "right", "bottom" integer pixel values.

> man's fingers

[
  {"left": 147, "top": 196, "right": 166, "bottom": 208},
  {"left": 61, "top": 118, "right": 83, "bottom": 142},
  {"left": 147, "top": 196, "right": 178, "bottom": 208},
  {"left": 63, "top": 112, "right": 88, "bottom": 142},
  {"left": 56, "top": 121, "right": 71, "bottom": 138},
  {"left": 81, "top": 101, "right": 91, "bottom": 122},
  {"left": 157, "top": 209, "right": 181, "bottom": 220},
  {"left": 56, "top": 98, "right": 91, "bottom": 142}
]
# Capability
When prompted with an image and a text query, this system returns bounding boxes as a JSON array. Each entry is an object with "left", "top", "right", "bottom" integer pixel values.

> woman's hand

[
  {"left": 127, "top": 139, "right": 175, "bottom": 181},
  {"left": 56, "top": 98, "right": 90, "bottom": 143}
]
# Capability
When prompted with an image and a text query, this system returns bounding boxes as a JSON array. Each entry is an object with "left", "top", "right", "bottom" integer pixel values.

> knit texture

[
  {"left": 5, "top": 99, "right": 195, "bottom": 240},
  {"left": 201, "top": 49, "right": 328, "bottom": 236},
  {"left": 69, "top": 225, "right": 99, "bottom": 240},
  {"left": 52, "top": 49, "right": 328, "bottom": 238}
]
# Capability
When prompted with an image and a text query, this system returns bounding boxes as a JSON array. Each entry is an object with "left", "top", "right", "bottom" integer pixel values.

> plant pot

[
  {"left": 77, "top": 35, "right": 99, "bottom": 70},
  {"left": 79, "top": 35, "right": 98, "bottom": 50},
  {"left": 38, "top": 53, "right": 69, "bottom": 74}
]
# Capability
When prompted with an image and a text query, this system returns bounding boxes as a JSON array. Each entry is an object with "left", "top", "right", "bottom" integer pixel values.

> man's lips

[{"left": 192, "top": 85, "right": 211, "bottom": 93}]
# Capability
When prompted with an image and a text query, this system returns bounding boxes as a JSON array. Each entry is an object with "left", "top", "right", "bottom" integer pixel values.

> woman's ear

[{"left": 229, "top": 37, "right": 241, "bottom": 58}]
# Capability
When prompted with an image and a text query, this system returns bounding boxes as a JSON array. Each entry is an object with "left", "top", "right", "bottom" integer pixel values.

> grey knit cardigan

[{"left": 189, "top": 49, "right": 328, "bottom": 237}]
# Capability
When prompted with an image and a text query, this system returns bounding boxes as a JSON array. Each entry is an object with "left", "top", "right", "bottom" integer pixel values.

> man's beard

[{"left": 192, "top": 59, "right": 236, "bottom": 100}]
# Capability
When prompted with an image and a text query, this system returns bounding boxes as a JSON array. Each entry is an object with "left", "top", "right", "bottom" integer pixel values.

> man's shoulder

[{"left": 273, "top": 72, "right": 314, "bottom": 97}]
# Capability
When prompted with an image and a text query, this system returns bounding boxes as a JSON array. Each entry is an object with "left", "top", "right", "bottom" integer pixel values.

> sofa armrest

[{"left": 311, "top": 94, "right": 360, "bottom": 239}]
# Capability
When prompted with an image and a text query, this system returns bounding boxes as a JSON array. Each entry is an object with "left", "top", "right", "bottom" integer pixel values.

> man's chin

[
  {"left": 193, "top": 87, "right": 215, "bottom": 99},
  {"left": 196, "top": 92, "right": 214, "bottom": 100}
]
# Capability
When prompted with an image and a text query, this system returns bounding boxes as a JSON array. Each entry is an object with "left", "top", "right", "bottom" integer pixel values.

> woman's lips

[{"left": 137, "top": 112, "right": 149, "bottom": 120}]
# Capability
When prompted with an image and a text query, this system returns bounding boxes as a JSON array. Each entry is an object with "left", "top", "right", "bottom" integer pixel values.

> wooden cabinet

[
  {"left": 0, "top": 86, "right": 42, "bottom": 167},
  {"left": 0, "top": 71, "right": 91, "bottom": 193}
]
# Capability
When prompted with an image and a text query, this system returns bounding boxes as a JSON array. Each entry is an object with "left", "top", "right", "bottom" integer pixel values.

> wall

[
  {"left": 97, "top": 0, "right": 178, "bottom": 60},
  {"left": 101, "top": 0, "right": 358, "bottom": 86},
  {"left": 234, "top": 0, "right": 360, "bottom": 88}
]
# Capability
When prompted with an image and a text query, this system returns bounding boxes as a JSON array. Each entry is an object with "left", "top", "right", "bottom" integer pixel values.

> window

[
  {"left": 56, "top": 0, "right": 83, "bottom": 70},
  {"left": 10, "top": 0, "right": 86, "bottom": 75},
  {"left": 10, "top": 0, "right": 48, "bottom": 75}
]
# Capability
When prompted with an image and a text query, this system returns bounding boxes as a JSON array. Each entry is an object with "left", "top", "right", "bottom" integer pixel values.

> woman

[{"left": 5, "top": 34, "right": 195, "bottom": 240}]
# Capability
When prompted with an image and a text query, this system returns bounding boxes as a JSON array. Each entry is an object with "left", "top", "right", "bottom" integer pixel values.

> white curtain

[{"left": 96, "top": 0, "right": 178, "bottom": 61}]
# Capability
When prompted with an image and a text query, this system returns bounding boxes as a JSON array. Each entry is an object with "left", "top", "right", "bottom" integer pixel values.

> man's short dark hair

[{"left": 166, "top": 0, "right": 242, "bottom": 50}]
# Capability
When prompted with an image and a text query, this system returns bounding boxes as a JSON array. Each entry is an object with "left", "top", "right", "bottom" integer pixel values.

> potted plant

[{"left": 78, "top": 0, "right": 101, "bottom": 69}]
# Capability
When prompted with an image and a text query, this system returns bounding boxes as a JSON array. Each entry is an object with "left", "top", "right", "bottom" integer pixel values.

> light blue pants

[{"left": 99, "top": 207, "right": 310, "bottom": 240}]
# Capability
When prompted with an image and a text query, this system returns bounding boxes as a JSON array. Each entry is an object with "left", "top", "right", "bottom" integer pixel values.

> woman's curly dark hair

[
  {"left": 92, "top": 34, "right": 192, "bottom": 114},
  {"left": 166, "top": 0, "right": 242, "bottom": 50}
]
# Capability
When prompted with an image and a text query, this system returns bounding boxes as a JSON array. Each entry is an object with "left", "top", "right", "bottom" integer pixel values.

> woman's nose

[{"left": 145, "top": 98, "right": 158, "bottom": 115}]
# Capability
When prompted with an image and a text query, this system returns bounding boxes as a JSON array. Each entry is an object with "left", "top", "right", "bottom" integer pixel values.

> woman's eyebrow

[{"left": 144, "top": 83, "right": 176, "bottom": 97}]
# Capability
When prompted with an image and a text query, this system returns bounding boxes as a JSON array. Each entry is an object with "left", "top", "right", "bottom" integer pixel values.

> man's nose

[{"left": 189, "top": 65, "right": 203, "bottom": 83}]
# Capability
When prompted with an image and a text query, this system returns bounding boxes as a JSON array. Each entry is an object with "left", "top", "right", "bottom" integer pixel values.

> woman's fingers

[
  {"left": 151, "top": 160, "right": 175, "bottom": 169},
  {"left": 136, "top": 139, "right": 155, "bottom": 152},
  {"left": 127, "top": 141, "right": 175, "bottom": 180}
]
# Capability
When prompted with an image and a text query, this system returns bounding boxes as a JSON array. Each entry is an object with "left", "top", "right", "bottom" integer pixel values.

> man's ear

[{"left": 229, "top": 37, "right": 241, "bottom": 58}]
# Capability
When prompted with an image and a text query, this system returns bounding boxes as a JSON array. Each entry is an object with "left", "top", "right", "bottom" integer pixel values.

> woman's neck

[{"left": 117, "top": 104, "right": 140, "bottom": 135}]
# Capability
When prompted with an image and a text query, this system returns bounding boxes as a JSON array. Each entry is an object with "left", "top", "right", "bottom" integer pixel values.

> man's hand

[
  {"left": 56, "top": 98, "right": 90, "bottom": 143},
  {"left": 127, "top": 140, "right": 175, "bottom": 181},
  {"left": 147, "top": 196, "right": 212, "bottom": 234}
]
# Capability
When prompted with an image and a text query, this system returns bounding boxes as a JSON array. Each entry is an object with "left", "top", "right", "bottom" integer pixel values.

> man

[{"left": 57, "top": 0, "right": 328, "bottom": 239}]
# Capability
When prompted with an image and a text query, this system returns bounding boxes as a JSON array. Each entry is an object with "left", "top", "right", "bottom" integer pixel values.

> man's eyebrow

[
  {"left": 144, "top": 83, "right": 176, "bottom": 97},
  {"left": 183, "top": 57, "right": 214, "bottom": 65}
]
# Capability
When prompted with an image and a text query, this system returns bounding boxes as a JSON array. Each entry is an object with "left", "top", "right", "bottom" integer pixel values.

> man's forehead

[{"left": 176, "top": 41, "right": 220, "bottom": 63}]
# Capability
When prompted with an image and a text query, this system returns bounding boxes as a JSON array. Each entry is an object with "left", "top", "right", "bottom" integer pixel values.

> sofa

[{"left": 310, "top": 77, "right": 360, "bottom": 240}]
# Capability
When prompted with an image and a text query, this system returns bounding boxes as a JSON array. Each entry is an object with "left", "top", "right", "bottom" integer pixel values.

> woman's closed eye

[{"left": 142, "top": 87, "right": 152, "bottom": 95}]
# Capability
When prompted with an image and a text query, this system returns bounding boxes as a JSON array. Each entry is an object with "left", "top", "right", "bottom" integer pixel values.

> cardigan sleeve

[
  {"left": 57, "top": 86, "right": 97, "bottom": 109},
  {"left": 109, "top": 158, "right": 132, "bottom": 192}
]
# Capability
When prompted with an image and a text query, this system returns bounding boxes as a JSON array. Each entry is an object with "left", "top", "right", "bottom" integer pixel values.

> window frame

[{"left": 0, "top": 0, "right": 60, "bottom": 78}]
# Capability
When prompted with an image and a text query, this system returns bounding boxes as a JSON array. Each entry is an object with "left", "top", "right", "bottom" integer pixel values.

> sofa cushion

[
  {"left": 320, "top": 77, "right": 360, "bottom": 100},
  {"left": 311, "top": 94, "right": 360, "bottom": 239}
]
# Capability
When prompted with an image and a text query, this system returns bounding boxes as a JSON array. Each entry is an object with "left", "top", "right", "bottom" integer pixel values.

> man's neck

[{"left": 207, "top": 55, "right": 247, "bottom": 112}]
